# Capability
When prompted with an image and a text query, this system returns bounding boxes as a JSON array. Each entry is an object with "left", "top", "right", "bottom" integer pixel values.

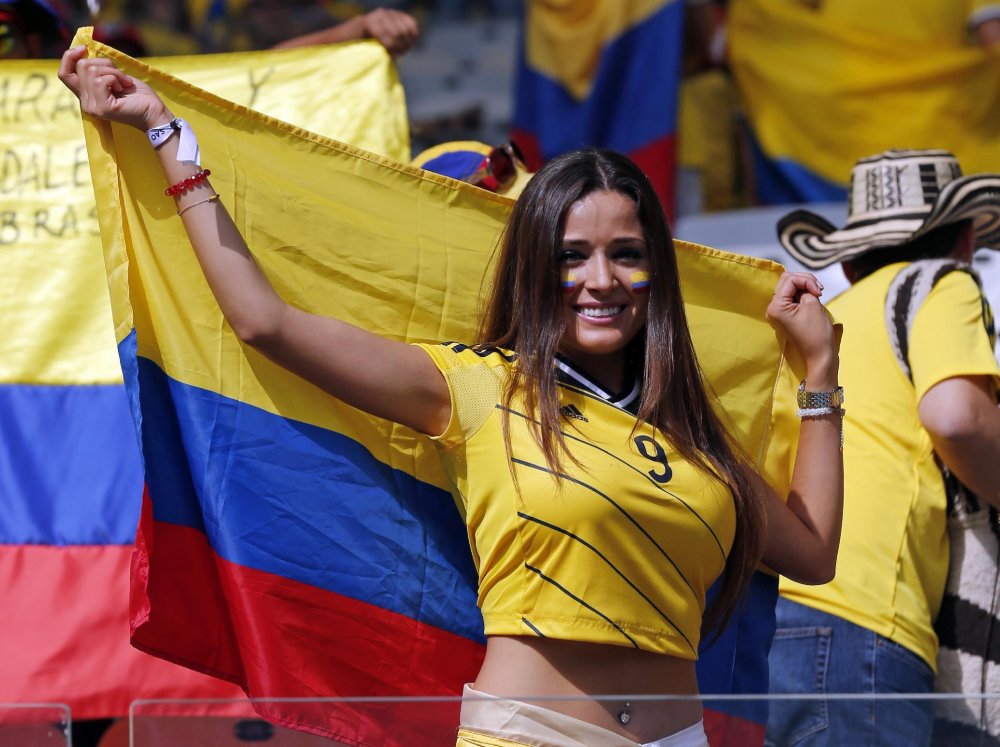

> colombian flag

[
  {"left": 729, "top": 0, "right": 1000, "bottom": 204},
  {"left": 1, "top": 37, "right": 408, "bottom": 718},
  {"left": 78, "top": 32, "right": 796, "bottom": 747},
  {"left": 698, "top": 572, "right": 780, "bottom": 746},
  {"left": 512, "top": 0, "right": 684, "bottom": 217}
]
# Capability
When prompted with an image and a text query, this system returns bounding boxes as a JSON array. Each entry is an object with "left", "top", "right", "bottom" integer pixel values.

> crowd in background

[
  {"left": 29, "top": 0, "right": 518, "bottom": 57},
  {"left": 7, "top": 0, "right": 998, "bottom": 218}
]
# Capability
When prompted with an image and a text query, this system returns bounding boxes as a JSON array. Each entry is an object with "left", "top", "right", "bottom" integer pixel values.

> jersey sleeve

[
  {"left": 412, "top": 342, "right": 510, "bottom": 448},
  {"left": 909, "top": 271, "right": 1000, "bottom": 402}
]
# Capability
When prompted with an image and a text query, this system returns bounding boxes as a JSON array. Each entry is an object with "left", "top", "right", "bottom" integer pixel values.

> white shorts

[{"left": 457, "top": 684, "right": 709, "bottom": 747}]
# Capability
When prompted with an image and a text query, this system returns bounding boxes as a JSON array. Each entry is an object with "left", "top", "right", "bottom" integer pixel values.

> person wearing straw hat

[{"left": 766, "top": 149, "right": 1000, "bottom": 746}]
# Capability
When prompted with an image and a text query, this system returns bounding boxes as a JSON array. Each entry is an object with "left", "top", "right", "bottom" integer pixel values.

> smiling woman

[
  {"left": 59, "top": 44, "right": 844, "bottom": 747},
  {"left": 556, "top": 190, "right": 651, "bottom": 392}
]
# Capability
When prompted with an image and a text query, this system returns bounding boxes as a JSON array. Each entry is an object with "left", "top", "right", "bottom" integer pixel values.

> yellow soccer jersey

[{"left": 416, "top": 342, "right": 737, "bottom": 659}]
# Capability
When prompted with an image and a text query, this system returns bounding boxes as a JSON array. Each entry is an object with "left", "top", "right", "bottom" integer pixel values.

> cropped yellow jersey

[{"left": 416, "top": 342, "right": 737, "bottom": 659}]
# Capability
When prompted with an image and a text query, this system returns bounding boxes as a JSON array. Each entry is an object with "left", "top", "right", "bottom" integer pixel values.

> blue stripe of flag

[
  {"left": 698, "top": 570, "right": 778, "bottom": 722},
  {"left": 0, "top": 382, "right": 143, "bottom": 545},
  {"left": 513, "top": 1, "right": 683, "bottom": 157},
  {"left": 120, "top": 334, "right": 484, "bottom": 642},
  {"left": 744, "top": 127, "right": 847, "bottom": 205}
]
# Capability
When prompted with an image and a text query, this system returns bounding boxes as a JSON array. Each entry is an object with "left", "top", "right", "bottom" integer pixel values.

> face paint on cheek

[
  {"left": 561, "top": 270, "right": 578, "bottom": 294},
  {"left": 630, "top": 271, "right": 650, "bottom": 294}
]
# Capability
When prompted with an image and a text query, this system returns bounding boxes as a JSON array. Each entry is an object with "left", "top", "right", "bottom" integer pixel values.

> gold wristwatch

[{"left": 797, "top": 380, "right": 845, "bottom": 409}]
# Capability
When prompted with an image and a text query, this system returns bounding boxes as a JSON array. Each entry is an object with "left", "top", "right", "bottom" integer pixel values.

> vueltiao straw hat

[{"left": 777, "top": 149, "right": 1000, "bottom": 269}]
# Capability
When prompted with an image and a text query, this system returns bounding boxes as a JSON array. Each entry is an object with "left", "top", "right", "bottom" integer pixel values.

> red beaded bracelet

[{"left": 165, "top": 168, "right": 211, "bottom": 197}]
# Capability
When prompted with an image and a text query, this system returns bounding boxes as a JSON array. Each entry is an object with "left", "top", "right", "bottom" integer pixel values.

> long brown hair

[{"left": 477, "top": 148, "right": 764, "bottom": 631}]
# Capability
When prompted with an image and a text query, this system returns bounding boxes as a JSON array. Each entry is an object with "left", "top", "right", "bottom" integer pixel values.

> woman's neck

[{"left": 556, "top": 352, "right": 626, "bottom": 395}]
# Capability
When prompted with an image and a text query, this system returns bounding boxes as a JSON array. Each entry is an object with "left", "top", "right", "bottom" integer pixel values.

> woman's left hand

[
  {"left": 58, "top": 46, "right": 170, "bottom": 131},
  {"left": 766, "top": 271, "right": 840, "bottom": 381}
]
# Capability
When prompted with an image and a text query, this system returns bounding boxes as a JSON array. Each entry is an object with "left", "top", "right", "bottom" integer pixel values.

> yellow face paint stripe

[
  {"left": 630, "top": 271, "right": 651, "bottom": 293},
  {"left": 562, "top": 271, "right": 578, "bottom": 293}
]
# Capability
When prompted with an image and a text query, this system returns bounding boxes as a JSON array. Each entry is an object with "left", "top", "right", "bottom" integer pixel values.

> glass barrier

[
  {"left": 0, "top": 703, "right": 70, "bottom": 746},
  {"left": 128, "top": 693, "right": 1000, "bottom": 746}
]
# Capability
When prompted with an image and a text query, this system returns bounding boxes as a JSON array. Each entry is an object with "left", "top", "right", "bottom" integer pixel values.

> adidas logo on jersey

[{"left": 560, "top": 404, "right": 588, "bottom": 422}]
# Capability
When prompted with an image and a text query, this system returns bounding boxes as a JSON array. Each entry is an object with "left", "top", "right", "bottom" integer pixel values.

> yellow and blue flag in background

[{"left": 512, "top": 0, "right": 684, "bottom": 216}]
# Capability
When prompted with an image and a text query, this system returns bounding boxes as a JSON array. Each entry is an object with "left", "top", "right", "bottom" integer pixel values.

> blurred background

[
  {"left": 50, "top": 0, "right": 997, "bottom": 300},
  {"left": 7, "top": 0, "right": 999, "bottom": 279},
  {"left": 2, "top": 1, "right": 998, "bottom": 744}
]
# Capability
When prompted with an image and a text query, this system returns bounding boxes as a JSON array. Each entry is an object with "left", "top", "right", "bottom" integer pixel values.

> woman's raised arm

[
  {"left": 59, "top": 46, "right": 451, "bottom": 436},
  {"left": 757, "top": 272, "right": 844, "bottom": 585}
]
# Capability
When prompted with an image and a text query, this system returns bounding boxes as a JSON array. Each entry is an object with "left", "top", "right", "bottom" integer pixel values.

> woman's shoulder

[
  {"left": 413, "top": 342, "right": 515, "bottom": 447},
  {"left": 415, "top": 341, "right": 517, "bottom": 372}
]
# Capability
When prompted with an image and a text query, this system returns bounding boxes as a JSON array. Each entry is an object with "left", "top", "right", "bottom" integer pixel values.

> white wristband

[
  {"left": 146, "top": 118, "right": 201, "bottom": 165},
  {"left": 797, "top": 406, "right": 841, "bottom": 418}
]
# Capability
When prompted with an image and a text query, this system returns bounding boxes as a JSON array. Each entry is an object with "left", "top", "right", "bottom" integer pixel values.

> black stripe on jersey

[
  {"left": 500, "top": 405, "right": 726, "bottom": 560},
  {"left": 441, "top": 342, "right": 517, "bottom": 363},
  {"left": 525, "top": 563, "right": 639, "bottom": 649},
  {"left": 512, "top": 457, "right": 696, "bottom": 601},
  {"left": 521, "top": 617, "right": 546, "bottom": 637},
  {"left": 519, "top": 511, "right": 693, "bottom": 652},
  {"left": 555, "top": 359, "right": 614, "bottom": 399}
]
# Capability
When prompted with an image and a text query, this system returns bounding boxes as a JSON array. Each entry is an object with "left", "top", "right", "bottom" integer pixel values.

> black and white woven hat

[{"left": 777, "top": 149, "right": 1000, "bottom": 269}]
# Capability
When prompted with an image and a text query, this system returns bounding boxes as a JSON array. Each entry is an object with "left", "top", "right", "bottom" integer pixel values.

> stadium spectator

[
  {"left": 411, "top": 139, "right": 533, "bottom": 197},
  {"left": 271, "top": 6, "right": 419, "bottom": 55},
  {"left": 767, "top": 149, "right": 1000, "bottom": 746}
]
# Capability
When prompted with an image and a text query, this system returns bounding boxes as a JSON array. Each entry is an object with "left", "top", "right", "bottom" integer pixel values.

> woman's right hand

[
  {"left": 58, "top": 45, "right": 172, "bottom": 131},
  {"left": 765, "top": 271, "right": 840, "bottom": 388}
]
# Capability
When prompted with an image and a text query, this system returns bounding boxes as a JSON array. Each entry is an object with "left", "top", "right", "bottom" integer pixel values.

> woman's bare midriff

[{"left": 472, "top": 636, "right": 703, "bottom": 743}]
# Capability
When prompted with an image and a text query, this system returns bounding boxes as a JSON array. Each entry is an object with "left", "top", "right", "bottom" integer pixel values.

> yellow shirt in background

[
  {"left": 816, "top": 0, "right": 1000, "bottom": 46},
  {"left": 779, "top": 264, "right": 1000, "bottom": 669}
]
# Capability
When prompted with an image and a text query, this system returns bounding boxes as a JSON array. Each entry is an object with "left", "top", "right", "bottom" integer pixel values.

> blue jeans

[{"left": 766, "top": 598, "right": 935, "bottom": 747}]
